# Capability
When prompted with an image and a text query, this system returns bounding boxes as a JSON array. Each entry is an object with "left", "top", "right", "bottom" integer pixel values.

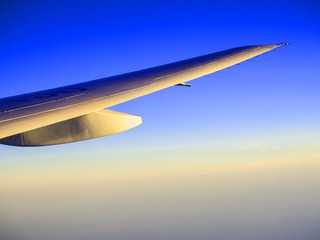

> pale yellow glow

[{"left": 1, "top": 138, "right": 319, "bottom": 191}]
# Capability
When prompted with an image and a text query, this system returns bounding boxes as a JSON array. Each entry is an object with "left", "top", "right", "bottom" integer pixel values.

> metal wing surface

[{"left": 0, "top": 44, "right": 286, "bottom": 145}]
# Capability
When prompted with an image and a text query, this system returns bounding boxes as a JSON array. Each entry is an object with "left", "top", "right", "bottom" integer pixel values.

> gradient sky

[{"left": 0, "top": 1, "right": 320, "bottom": 240}]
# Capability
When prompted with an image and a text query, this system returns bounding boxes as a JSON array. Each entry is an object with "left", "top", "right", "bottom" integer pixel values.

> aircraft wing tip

[{"left": 260, "top": 42, "right": 288, "bottom": 49}]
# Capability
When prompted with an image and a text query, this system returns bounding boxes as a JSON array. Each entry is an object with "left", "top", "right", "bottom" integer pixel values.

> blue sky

[
  {"left": 0, "top": 0, "right": 319, "bottom": 156},
  {"left": 0, "top": 1, "right": 319, "bottom": 240}
]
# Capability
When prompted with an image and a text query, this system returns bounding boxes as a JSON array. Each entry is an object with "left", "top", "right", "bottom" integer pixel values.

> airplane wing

[{"left": 0, "top": 43, "right": 287, "bottom": 146}]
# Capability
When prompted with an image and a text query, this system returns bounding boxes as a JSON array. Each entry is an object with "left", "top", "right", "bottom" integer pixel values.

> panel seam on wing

[
  {"left": 0, "top": 93, "right": 86, "bottom": 115},
  {"left": 0, "top": 84, "right": 157, "bottom": 124}
]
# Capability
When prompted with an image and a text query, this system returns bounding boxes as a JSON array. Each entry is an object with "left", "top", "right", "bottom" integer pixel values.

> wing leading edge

[{"left": 0, "top": 43, "right": 287, "bottom": 145}]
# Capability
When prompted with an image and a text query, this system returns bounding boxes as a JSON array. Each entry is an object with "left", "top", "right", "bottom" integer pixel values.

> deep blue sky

[
  {"left": 0, "top": 0, "right": 319, "bottom": 152},
  {"left": 1, "top": 0, "right": 319, "bottom": 151}
]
